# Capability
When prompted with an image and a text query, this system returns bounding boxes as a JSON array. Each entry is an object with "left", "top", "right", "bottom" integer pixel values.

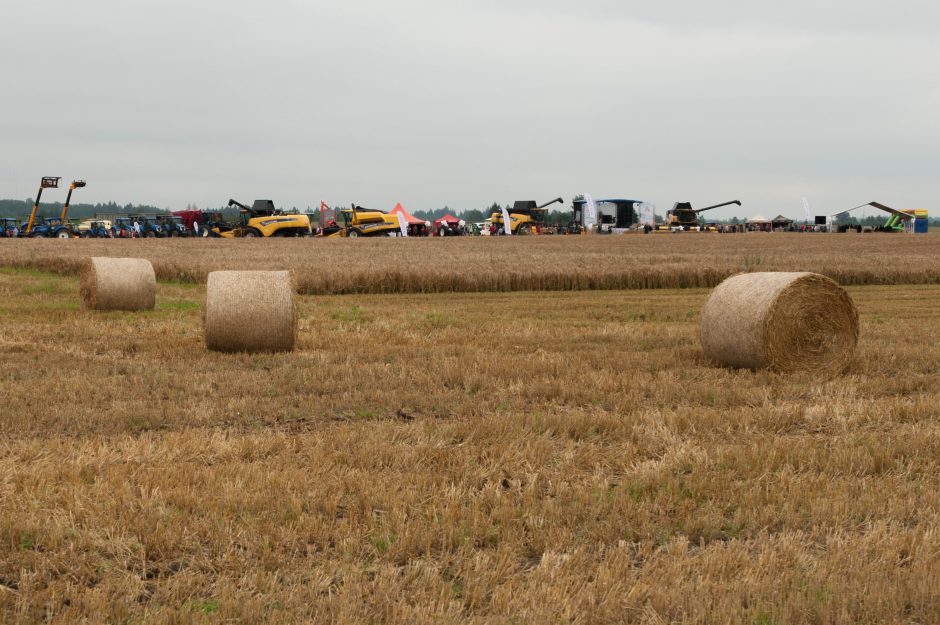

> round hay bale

[
  {"left": 80, "top": 257, "right": 156, "bottom": 311},
  {"left": 204, "top": 270, "right": 296, "bottom": 353},
  {"left": 700, "top": 272, "right": 858, "bottom": 373}
]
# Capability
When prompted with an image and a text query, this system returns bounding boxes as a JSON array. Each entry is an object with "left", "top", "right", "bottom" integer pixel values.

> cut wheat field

[
  {"left": 1, "top": 256, "right": 939, "bottom": 624},
  {"left": 1, "top": 233, "right": 939, "bottom": 294}
]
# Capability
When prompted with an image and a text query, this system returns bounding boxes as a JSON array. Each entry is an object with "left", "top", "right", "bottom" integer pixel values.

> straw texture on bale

[
  {"left": 700, "top": 272, "right": 859, "bottom": 373},
  {"left": 80, "top": 257, "right": 156, "bottom": 311},
  {"left": 204, "top": 270, "right": 296, "bottom": 353}
]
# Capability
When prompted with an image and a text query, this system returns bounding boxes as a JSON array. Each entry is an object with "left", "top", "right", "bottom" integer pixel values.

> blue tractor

[
  {"left": 1, "top": 218, "right": 19, "bottom": 237},
  {"left": 131, "top": 215, "right": 165, "bottom": 238},
  {"left": 80, "top": 220, "right": 112, "bottom": 238}
]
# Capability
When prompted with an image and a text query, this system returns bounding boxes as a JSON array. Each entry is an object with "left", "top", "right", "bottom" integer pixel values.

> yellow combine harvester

[
  {"left": 490, "top": 198, "right": 563, "bottom": 234},
  {"left": 319, "top": 204, "right": 401, "bottom": 238},
  {"left": 206, "top": 199, "right": 311, "bottom": 237},
  {"left": 658, "top": 200, "right": 741, "bottom": 232}
]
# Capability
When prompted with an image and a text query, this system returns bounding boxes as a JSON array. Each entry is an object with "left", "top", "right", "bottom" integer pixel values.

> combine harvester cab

[{"left": 490, "top": 197, "right": 563, "bottom": 234}]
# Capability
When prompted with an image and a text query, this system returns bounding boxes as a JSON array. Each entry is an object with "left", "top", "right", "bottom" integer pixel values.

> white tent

[{"left": 746, "top": 214, "right": 770, "bottom": 224}]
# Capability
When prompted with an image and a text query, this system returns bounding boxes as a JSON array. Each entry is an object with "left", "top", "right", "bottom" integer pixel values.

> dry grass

[
  {"left": 1, "top": 233, "right": 939, "bottom": 295},
  {"left": 1, "top": 264, "right": 939, "bottom": 624}
]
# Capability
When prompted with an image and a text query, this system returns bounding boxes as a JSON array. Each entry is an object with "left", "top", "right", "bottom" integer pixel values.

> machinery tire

[
  {"left": 243, "top": 229, "right": 260, "bottom": 238},
  {"left": 144, "top": 231, "right": 155, "bottom": 238},
  {"left": 348, "top": 229, "right": 361, "bottom": 238}
]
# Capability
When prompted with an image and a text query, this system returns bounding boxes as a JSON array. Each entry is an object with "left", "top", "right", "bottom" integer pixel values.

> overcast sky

[{"left": 1, "top": 1, "right": 937, "bottom": 219}]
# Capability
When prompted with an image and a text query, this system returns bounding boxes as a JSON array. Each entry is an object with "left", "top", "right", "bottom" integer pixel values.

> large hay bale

[
  {"left": 700, "top": 272, "right": 858, "bottom": 373},
  {"left": 80, "top": 257, "right": 156, "bottom": 311},
  {"left": 204, "top": 270, "right": 296, "bottom": 353}
]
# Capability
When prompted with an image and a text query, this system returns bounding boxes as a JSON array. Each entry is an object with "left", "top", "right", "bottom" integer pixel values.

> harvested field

[
  {"left": 1, "top": 233, "right": 939, "bottom": 294},
  {"left": 1, "top": 265, "right": 939, "bottom": 624}
]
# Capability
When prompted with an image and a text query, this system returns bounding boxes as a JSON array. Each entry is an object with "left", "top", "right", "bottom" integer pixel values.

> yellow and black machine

[
  {"left": 319, "top": 204, "right": 401, "bottom": 238},
  {"left": 22, "top": 176, "right": 86, "bottom": 238},
  {"left": 489, "top": 197, "right": 563, "bottom": 235},
  {"left": 206, "top": 199, "right": 311, "bottom": 237},
  {"left": 659, "top": 199, "right": 741, "bottom": 231}
]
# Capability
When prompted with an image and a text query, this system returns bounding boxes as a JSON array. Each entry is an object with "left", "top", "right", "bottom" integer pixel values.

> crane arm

[
  {"left": 25, "top": 176, "right": 61, "bottom": 235},
  {"left": 60, "top": 180, "right": 86, "bottom": 222}
]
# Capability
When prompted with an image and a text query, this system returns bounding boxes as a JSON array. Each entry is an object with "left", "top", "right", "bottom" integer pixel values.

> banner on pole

[
  {"left": 801, "top": 197, "right": 812, "bottom": 223},
  {"left": 584, "top": 193, "right": 598, "bottom": 229}
]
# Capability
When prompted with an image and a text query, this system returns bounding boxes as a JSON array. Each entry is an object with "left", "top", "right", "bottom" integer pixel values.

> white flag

[
  {"left": 584, "top": 193, "right": 598, "bottom": 229},
  {"left": 396, "top": 212, "right": 408, "bottom": 237},
  {"left": 801, "top": 197, "right": 812, "bottom": 223},
  {"left": 501, "top": 206, "right": 512, "bottom": 235}
]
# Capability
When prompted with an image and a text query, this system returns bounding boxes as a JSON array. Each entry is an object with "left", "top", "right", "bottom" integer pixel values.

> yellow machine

[
  {"left": 210, "top": 199, "right": 311, "bottom": 237},
  {"left": 490, "top": 198, "right": 563, "bottom": 235},
  {"left": 320, "top": 204, "right": 401, "bottom": 238},
  {"left": 658, "top": 200, "right": 740, "bottom": 231}
]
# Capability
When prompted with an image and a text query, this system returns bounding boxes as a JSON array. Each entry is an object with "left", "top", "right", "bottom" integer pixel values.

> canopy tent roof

[
  {"left": 389, "top": 203, "right": 425, "bottom": 225},
  {"left": 746, "top": 214, "right": 771, "bottom": 223},
  {"left": 771, "top": 214, "right": 794, "bottom": 224},
  {"left": 434, "top": 214, "right": 461, "bottom": 225}
]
